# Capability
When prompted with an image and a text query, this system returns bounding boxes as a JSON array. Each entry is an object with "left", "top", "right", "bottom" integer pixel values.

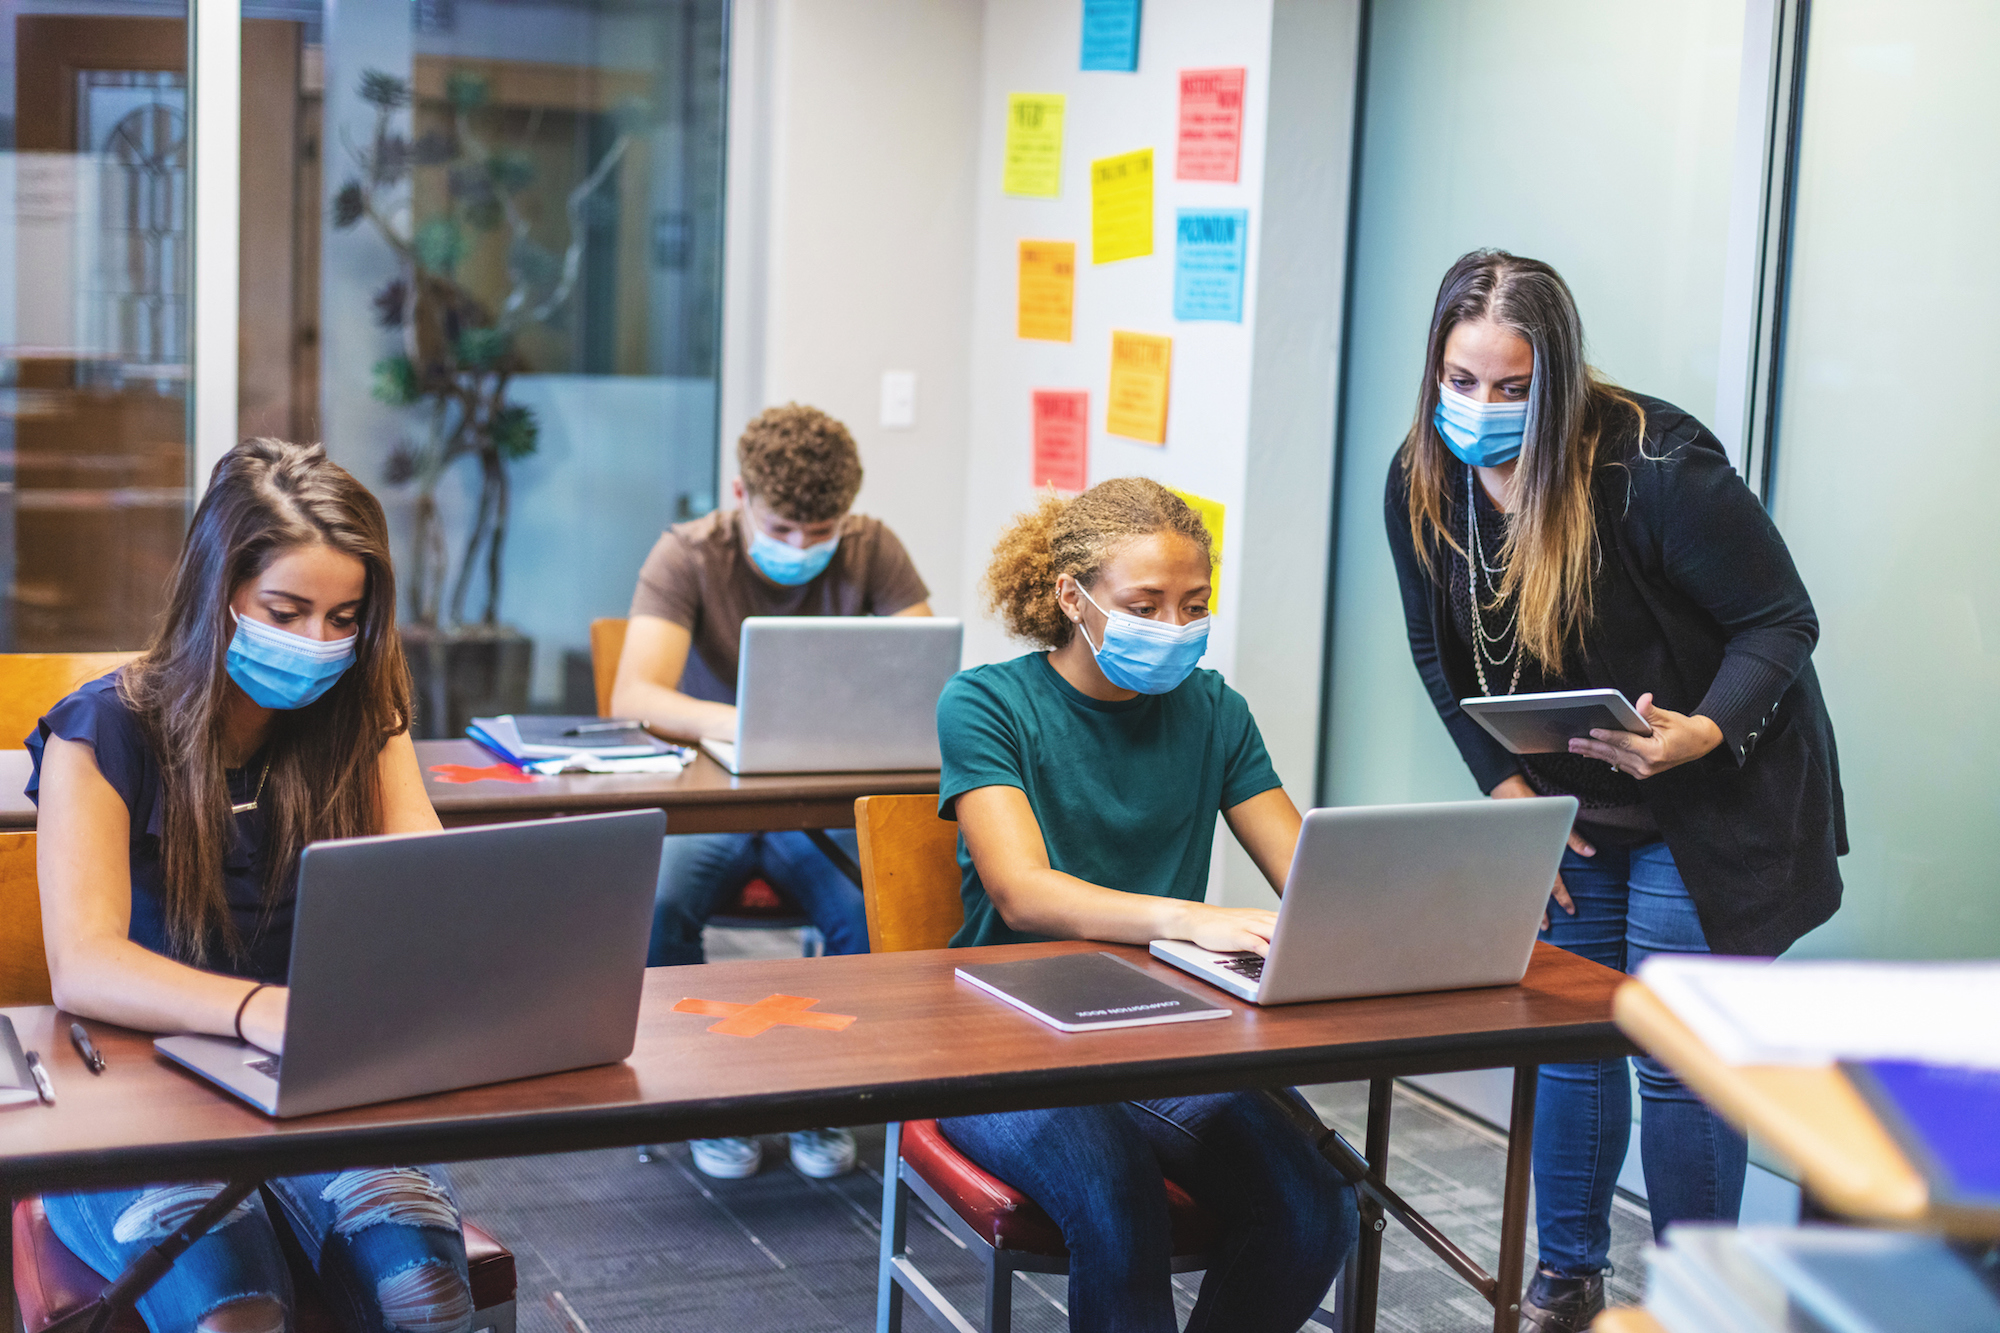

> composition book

[{"left": 955, "top": 952, "right": 1233, "bottom": 1032}]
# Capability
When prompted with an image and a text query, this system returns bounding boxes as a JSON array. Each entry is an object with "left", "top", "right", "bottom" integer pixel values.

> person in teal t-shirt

[{"left": 934, "top": 478, "right": 1356, "bottom": 1333}]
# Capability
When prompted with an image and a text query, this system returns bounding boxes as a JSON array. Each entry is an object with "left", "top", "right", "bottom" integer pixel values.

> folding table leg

[
  {"left": 876, "top": 1123, "right": 906, "bottom": 1333},
  {"left": 1338, "top": 1078, "right": 1394, "bottom": 1333},
  {"left": 3, "top": 1187, "right": 16, "bottom": 1333},
  {"left": 1492, "top": 1065, "right": 1539, "bottom": 1333}
]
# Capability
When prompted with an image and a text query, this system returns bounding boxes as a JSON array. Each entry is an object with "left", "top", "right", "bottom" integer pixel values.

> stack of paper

[
  {"left": 467, "top": 715, "right": 689, "bottom": 776},
  {"left": 1647, "top": 1225, "right": 2000, "bottom": 1333},
  {"left": 1637, "top": 956, "right": 2000, "bottom": 1068}
]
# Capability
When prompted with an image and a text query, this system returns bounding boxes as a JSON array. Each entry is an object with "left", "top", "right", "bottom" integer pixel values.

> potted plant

[{"left": 333, "top": 67, "right": 643, "bottom": 735}]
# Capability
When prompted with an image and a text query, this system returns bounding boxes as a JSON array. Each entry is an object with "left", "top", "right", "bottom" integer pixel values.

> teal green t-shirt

[{"left": 936, "top": 652, "right": 1282, "bottom": 948}]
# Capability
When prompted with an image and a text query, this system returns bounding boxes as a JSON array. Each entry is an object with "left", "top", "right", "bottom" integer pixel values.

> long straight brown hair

[
  {"left": 120, "top": 439, "right": 413, "bottom": 965},
  {"left": 1399, "top": 250, "right": 1643, "bottom": 673}
]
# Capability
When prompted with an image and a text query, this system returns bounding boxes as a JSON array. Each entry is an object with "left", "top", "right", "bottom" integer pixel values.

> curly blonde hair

[
  {"left": 737, "top": 403, "right": 864, "bottom": 522},
  {"left": 983, "top": 477, "right": 1214, "bottom": 649}
]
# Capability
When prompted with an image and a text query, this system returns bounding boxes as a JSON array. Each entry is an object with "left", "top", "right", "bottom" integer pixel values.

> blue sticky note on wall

[
  {"left": 1174, "top": 209, "right": 1248, "bottom": 322},
  {"left": 1081, "top": 0, "right": 1142, "bottom": 72}
]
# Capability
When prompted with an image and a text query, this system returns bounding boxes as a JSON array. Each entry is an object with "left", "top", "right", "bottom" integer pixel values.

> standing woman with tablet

[
  {"left": 936, "top": 478, "right": 1356, "bottom": 1333},
  {"left": 27, "top": 440, "right": 475, "bottom": 1333},
  {"left": 1384, "top": 251, "right": 1844, "bottom": 1331}
]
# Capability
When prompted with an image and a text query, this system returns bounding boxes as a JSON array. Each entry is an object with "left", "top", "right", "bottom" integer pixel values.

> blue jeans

[
  {"left": 44, "top": 1168, "right": 470, "bottom": 1333},
  {"left": 647, "top": 830, "right": 867, "bottom": 966},
  {"left": 1534, "top": 839, "right": 1748, "bottom": 1275},
  {"left": 938, "top": 1091, "right": 1357, "bottom": 1332}
]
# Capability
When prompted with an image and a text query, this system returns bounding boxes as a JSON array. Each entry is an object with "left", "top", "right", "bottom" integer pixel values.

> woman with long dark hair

[
  {"left": 28, "top": 439, "right": 473, "bottom": 1333},
  {"left": 1385, "top": 251, "right": 1844, "bottom": 1331}
]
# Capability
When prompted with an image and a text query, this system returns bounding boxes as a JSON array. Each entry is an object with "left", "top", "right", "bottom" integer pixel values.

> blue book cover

[{"left": 1844, "top": 1059, "right": 2000, "bottom": 1212}]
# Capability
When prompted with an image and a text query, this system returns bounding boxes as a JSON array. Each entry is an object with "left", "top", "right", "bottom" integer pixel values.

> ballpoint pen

[
  {"left": 71, "top": 1022, "right": 106, "bottom": 1074},
  {"left": 561, "top": 720, "right": 646, "bottom": 736},
  {"left": 25, "top": 1050, "right": 55, "bottom": 1105}
]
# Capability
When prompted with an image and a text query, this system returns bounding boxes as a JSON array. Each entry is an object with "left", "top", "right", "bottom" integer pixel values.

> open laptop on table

[
  {"left": 1151, "top": 797, "right": 1577, "bottom": 1004},
  {"left": 156, "top": 808, "right": 665, "bottom": 1118},
  {"left": 701, "top": 616, "right": 963, "bottom": 774}
]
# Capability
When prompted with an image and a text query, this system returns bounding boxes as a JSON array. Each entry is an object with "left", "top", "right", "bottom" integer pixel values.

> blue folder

[{"left": 1842, "top": 1059, "right": 2000, "bottom": 1212}]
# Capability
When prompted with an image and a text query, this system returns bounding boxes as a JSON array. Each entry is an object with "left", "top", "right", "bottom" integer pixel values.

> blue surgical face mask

[
  {"left": 748, "top": 523, "right": 840, "bottom": 586},
  {"left": 1074, "top": 583, "right": 1210, "bottom": 695},
  {"left": 1434, "top": 387, "right": 1528, "bottom": 468},
  {"left": 226, "top": 609, "right": 358, "bottom": 710}
]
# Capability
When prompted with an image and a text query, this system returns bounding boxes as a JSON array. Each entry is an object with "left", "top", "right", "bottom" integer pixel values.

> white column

[{"left": 190, "top": 0, "right": 241, "bottom": 495}]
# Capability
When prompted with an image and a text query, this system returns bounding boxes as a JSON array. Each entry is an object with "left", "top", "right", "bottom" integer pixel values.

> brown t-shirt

[{"left": 628, "top": 509, "right": 930, "bottom": 703}]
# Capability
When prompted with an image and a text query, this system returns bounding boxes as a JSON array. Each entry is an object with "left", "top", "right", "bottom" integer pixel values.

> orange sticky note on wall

[
  {"left": 1106, "top": 331, "right": 1171, "bottom": 444},
  {"left": 1018, "top": 241, "right": 1076, "bottom": 342},
  {"left": 1032, "top": 390, "right": 1089, "bottom": 492}
]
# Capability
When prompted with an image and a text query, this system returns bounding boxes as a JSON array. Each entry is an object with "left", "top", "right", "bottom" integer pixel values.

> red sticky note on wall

[
  {"left": 1032, "top": 391, "right": 1089, "bottom": 493},
  {"left": 1176, "top": 68, "right": 1245, "bottom": 183}
]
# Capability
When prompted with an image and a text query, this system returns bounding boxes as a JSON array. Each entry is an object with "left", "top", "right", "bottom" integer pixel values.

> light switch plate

[{"left": 880, "top": 371, "right": 917, "bottom": 429}]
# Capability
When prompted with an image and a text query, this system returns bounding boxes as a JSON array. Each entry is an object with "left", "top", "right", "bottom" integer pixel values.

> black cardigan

[{"left": 1384, "top": 394, "right": 1845, "bottom": 957}]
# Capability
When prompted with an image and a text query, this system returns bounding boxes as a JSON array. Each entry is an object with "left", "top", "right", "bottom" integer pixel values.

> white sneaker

[
  {"left": 689, "top": 1136, "right": 764, "bottom": 1179},
  {"left": 789, "top": 1127, "right": 858, "bottom": 1179}
]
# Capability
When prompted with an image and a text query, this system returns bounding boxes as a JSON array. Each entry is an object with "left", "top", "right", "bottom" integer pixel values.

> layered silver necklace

[{"left": 1467, "top": 466, "right": 1524, "bottom": 697}]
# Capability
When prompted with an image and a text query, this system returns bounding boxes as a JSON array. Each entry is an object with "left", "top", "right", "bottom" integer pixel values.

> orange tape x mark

[
  {"left": 672, "top": 993, "right": 857, "bottom": 1037},
  {"left": 428, "top": 763, "right": 540, "bottom": 785}
]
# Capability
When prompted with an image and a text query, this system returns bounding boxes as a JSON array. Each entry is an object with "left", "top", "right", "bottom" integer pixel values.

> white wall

[
  {"left": 957, "top": 0, "right": 1358, "bottom": 905},
  {"left": 719, "top": 0, "right": 983, "bottom": 615}
]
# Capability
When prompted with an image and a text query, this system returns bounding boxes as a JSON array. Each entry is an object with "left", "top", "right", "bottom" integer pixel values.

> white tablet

[{"left": 1458, "top": 688, "right": 1653, "bottom": 756}]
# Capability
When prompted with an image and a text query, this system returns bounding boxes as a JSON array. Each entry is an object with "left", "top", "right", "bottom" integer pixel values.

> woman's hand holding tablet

[{"left": 1564, "top": 691, "right": 1724, "bottom": 780}]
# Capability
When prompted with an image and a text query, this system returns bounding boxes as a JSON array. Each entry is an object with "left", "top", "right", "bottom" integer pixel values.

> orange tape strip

[
  {"left": 672, "top": 993, "right": 858, "bottom": 1037},
  {"left": 428, "top": 763, "right": 539, "bottom": 785}
]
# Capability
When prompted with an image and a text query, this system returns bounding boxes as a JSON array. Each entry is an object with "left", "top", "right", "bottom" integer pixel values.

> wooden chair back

[
  {"left": 0, "top": 833, "right": 51, "bottom": 1005},
  {"left": 588, "top": 618, "right": 628, "bottom": 719},
  {"left": 0, "top": 652, "right": 139, "bottom": 749},
  {"left": 854, "top": 794, "right": 963, "bottom": 953}
]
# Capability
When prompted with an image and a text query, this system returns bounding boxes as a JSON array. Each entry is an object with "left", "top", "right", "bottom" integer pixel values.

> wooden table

[
  {"left": 418, "top": 738, "right": 938, "bottom": 834},
  {"left": 3, "top": 940, "right": 1631, "bottom": 1333},
  {"left": 0, "top": 742, "right": 940, "bottom": 835},
  {"left": 1611, "top": 980, "right": 2000, "bottom": 1236}
]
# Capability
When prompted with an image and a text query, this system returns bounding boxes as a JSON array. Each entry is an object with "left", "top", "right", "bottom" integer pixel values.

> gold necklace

[{"left": 230, "top": 760, "right": 271, "bottom": 815}]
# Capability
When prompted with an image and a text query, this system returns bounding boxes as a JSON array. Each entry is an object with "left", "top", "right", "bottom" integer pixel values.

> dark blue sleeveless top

[{"left": 25, "top": 673, "right": 293, "bottom": 981}]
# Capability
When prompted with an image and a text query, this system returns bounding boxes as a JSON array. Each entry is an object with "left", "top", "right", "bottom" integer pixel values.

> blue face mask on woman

[
  {"left": 1434, "top": 387, "right": 1528, "bottom": 468},
  {"left": 748, "top": 525, "right": 840, "bottom": 586},
  {"left": 226, "top": 610, "right": 358, "bottom": 710},
  {"left": 1075, "top": 583, "right": 1211, "bottom": 695}
]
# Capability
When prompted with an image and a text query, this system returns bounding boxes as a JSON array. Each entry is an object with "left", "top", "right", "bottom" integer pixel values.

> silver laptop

[
  {"left": 701, "top": 617, "right": 963, "bottom": 774},
  {"left": 156, "top": 809, "right": 665, "bottom": 1117},
  {"left": 1150, "top": 797, "right": 1577, "bottom": 1004}
]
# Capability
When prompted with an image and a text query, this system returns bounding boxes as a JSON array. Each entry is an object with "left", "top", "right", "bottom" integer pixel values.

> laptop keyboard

[
  {"left": 247, "top": 1055, "right": 281, "bottom": 1078},
  {"left": 1220, "top": 953, "right": 1265, "bottom": 982}
]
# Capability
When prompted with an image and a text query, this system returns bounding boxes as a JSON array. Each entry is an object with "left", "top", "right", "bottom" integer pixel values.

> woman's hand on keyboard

[{"left": 1178, "top": 904, "right": 1280, "bottom": 957}]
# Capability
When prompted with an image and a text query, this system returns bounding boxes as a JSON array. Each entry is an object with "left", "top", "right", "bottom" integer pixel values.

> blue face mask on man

[
  {"left": 1433, "top": 386, "right": 1529, "bottom": 468},
  {"left": 226, "top": 610, "right": 358, "bottom": 710},
  {"left": 748, "top": 524, "right": 840, "bottom": 587},
  {"left": 1074, "top": 583, "right": 1211, "bottom": 695}
]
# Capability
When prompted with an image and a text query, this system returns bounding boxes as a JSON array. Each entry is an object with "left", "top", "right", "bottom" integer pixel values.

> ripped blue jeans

[{"left": 44, "top": 1167, "right": 472, "bottom": 1333}]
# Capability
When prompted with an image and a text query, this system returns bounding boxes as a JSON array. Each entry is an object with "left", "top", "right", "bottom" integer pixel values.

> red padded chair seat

[
  {"left": 12, "top": 1196, "right": 514, "bottom": 1333},
  {"left": 710, "top": 877, "right": 811, "bottom": 925},
  {"left": 899, "top": 1119, "right": 1220, "bottom": 1257}
]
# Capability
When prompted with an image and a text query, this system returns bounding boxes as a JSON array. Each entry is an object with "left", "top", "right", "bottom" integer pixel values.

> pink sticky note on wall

[
  {"left": 1032, "top": 391, "right": 1089, "bottom": 493},
  {"left": 1176, "top": 68, "right": 1246, "bottom": 183}
]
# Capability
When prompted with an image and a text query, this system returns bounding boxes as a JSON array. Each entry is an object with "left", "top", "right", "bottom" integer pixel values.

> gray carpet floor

[{"left": 448, "top": 928, "right": 1653, "bottom": 1332}]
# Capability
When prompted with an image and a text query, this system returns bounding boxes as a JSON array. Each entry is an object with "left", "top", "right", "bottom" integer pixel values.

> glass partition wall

[
  {"left": 1763, "top": 0, "right": 2000, "bottom": 961},
  {"left": 5, "top": 0, "right": 727, "bottom": 737},
  {"left": 1, "top": 2, "right": 194, "bottom": 651}
]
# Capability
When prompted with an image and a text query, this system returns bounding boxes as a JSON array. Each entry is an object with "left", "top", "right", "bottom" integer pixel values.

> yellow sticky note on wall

[
  {"left": 1169, "top": 488, "right": 1225, "bottom": 611},
  {"left": 1017, "top": 241, "right": 1076, "bottom": 342},
  {"left": 1091, "top": 148, "right": 1154, "bottom": 264},
  {"left": 1004, "top": 94, "right": 1066, "bottom": 198},
  {"left": 1106, "top": 330, "right": 1171, "bottom": 444}
]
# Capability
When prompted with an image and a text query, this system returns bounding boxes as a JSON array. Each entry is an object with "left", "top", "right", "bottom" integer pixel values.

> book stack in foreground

[{"left": 1645, "top": 1224, "right": 2000, "bottom": 1333}]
